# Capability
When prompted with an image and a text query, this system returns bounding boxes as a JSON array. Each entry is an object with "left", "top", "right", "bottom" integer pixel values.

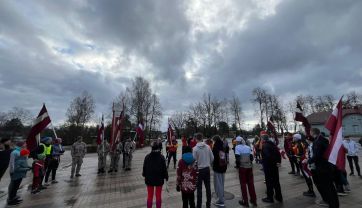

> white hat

[
  {"left": 293, "top": 133, "right": 302, "bottom": 141},
  {"left": 236, "top": 136, "right": 243, "bottom": 142}
]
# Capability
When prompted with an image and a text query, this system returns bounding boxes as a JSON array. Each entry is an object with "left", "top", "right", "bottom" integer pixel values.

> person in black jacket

[
  {"left": 212, "top": 135, "right": 227, "bottom": 207},
  {"left": 0, "top": 138, "right": 13, "bottom": 185},
  {"left": 261, "top": 134, "right": 283, "bottom": 203},
  {"left": 308, "top": 128, "right": 339, "bottom": 208},
  {"left": 142, "top": 141, "right": 169, "bottom": 208}
]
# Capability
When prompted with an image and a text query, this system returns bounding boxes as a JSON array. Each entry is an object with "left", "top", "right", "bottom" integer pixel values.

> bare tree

[
  {"left": 344, "top": 91, "right": 362, "bottom": 108},
  {"left": 314, "top": 95, "right": 335, "bottom": 112},
  {"left": 66, "top": 90, "right": 95, "bottom": 127},
  {"left": 148, "top": 94, "right": 162, "bottom": 135},
  {"left": 6, "top": 107, "right": 33, "bottom": 125},
  {"left": 171, "top": 112, "right": 187, "bottom": 131},
  {"left": 252, "top": 87, "right": 267, "bottom": 126},
  {"left": 230, "top": 95, "right": 242, "bottom": 130},
  {"left": 127, "top": 77, "right": 152, "bottom": 125}
]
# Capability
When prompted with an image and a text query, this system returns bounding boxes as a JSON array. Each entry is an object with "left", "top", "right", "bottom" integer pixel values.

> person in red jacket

[
  {"left": 189, "top": 136, "right": 197, "bottom": 149},
  {"left": 284, "top": 133, "right": 295, "bottom": 174},
  {"left": 32, "top": 153, "right": 45, "bottom": 194},
  {"left": 167, "top": 137, "right": 178, "bottom": 169},
  {"left": 181, "top": 135, "right": 188, "bottom": 154},
  {"left": 177, "top": 146, "right": 198, "bottom": 208}
]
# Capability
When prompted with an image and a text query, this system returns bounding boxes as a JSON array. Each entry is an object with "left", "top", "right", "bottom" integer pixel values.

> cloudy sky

[{"left": 1, "top": 0, "right": 362, "bottom": 129}]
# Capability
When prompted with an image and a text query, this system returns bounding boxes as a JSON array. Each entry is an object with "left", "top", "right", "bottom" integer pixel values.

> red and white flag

[
  {"left": 114, "top": 110, "right": 125, "bottom": 147},
  {"left": 267, "top": 117, "right": 279, "bottom": 145},
  {"left": 295, "top": 102, "right": 311, "bottom": 137},
  {"left": 110, "top": 103, "right": 120, "bottom": 149},
  {"left": 136, "top": 118, "right": 144, "bottom": 147},
  {"left": 324, "top": 97, "right": 346, "bottom": 170},
  {"left": 26, "top": 104, "right": 51, "bottom": 151},
  {"left": 302, "top": 158, "right": 312, "bottom": 178},
  {"left": 96, "top": 115, "right": 104, "bottom": 145},
  {"left": 167, "top": 118, "right": 174, "bottom": 145}
]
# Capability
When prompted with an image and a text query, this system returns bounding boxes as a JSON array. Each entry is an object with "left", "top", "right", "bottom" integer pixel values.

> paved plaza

[{"left": 1, "top": 145, "right": 362, "bottom": 208}]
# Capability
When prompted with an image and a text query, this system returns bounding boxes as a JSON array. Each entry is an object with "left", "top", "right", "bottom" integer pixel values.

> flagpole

[
  {"left": 102, "top": 114, "right": 104, "bottom": 153},
  {"left": 43, "top": 103, "right": 58, "bottom": 139},
  {"left": 50, "top": 122, "right": 58, "bottom": 139}
]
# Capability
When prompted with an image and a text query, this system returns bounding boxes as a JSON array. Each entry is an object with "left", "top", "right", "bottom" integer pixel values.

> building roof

[{"left": 307, "top": 108, "right": 362, "bottom": 125}]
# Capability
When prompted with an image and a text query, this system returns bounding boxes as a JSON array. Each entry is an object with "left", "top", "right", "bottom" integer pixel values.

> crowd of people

[
  {"left": 1, "top": 128, "right": 361, "bottom": 207},
  {"left": 0, "top": 137, "right": 65, "bottom": 206},
  {"left": 142, "top": 129, "right": 361, "bottom": 208},
  {"left": 96, "top": 137, "right": 136, "bottom": 173}
]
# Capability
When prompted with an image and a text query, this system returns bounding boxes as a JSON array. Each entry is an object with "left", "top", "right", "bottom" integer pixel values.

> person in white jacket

[
  {"left": 343, "top": 137, "right": 361, "bottom": 177},
  {"left": 192, "top": 133, "right": 214, "bottom": 208}
]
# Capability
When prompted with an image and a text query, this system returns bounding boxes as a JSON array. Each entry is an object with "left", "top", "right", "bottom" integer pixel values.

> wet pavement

[{"left": 1, "top": 145, "right": 362, "bottom": 208}]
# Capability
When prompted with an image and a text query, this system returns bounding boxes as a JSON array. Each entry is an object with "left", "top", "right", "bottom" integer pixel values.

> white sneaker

[
  {"left": 315, "top": 199, "right": 328, "bottom": 207},
  {"left": 337, "top": 192, "right": 348, "bottom": 196},
  {"left": 212, "top": 201, "right": 225, "bottom": 207}
]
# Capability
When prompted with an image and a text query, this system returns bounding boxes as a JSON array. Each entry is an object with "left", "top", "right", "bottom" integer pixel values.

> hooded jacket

[
  {"left": 11, "top": 155, "right": 31, "bottom": 180},
  {"left": 177, "top": 153, "right": 198, "bottom": 193},
  {"left": 212, "top": 139, "right": 227, "bottom": 173},
  {"left": 192, "top": 142, "right": 214, "bottom": 169},
  {"left": 142, "top": 151, "right": 168, "bottom": 186},
  {"left": 262, "top": 140, "right": 281, "bottom": 168}
]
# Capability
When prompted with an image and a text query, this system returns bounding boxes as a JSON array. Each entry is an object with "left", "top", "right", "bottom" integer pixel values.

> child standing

[
  {"left": 7, "top": 147, "right": 31, "bottom": 206},
  {"left": 32, "top": 153, "right": 46, "bottom": 194},
  {"left": 177, "top": 146, "right": 198, "bottom": 208}
]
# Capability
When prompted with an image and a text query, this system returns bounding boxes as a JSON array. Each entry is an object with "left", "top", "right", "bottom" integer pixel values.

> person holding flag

[
  {"left": 97, "top": 139, "right": 109, "bottom": 174},
  {"left": 26, "top": 104, "right": 51, "bottom": 156},
  {"left": 167, "top": 136, "right": 178, "bottom": 169},
  {"left": 308, "top": 128, "right": 339, "bottom": 207}
]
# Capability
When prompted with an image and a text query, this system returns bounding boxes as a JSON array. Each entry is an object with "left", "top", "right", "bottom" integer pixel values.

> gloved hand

[{"left": 176, "top": 185, "right": 181, "bottom": 192}]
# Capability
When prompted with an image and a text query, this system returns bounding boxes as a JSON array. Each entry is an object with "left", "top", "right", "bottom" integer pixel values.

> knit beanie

[
  {"left": 16, "top": 141, "right": 25, "bottom": 147},
  {"left": 20, "top": 149, "right": 30, "bottom": 156}
]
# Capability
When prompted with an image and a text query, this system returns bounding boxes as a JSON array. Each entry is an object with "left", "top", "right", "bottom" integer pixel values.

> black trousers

[
  {"left": 314, "top": 166, "right": 339, "bottom": 208},
  {"left": 45, "top": 168, "right": 57, "bottom": 182},
  {"left": 197, "top": 167, "right": 211, "bottom": 208},
  {"left": 182, "top": 192, "right": 195, "bottom": 208},
  {"left": 292, "top": 157, "right": 300, "bottom": 173},
  {"left": 288, "top": 156, "right": 295, "bottom": 172},
  {"left": 167, "top": 152, "right": 177, "bottom": 167},
  {"left": 347, "top": 156, "right": 360, "bottom": 175},
  {"left": 299, "top": 161, "right": 314, "bottom": 192},
  {"left": 0, "top": 167, "right": 7, "bottom": 181},
  {"left": 8, "top": 179, "right": 22, "bottom": 202},
  {"left": 264, "top": 165, "right": 282, "bottom": 201},
  {"left": 122, "top": 153, "right": 126, "bottom": 168}
]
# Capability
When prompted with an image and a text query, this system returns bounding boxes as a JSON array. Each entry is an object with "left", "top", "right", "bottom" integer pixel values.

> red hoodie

[{"left": 177, "top": 159, "right": 198, "bottom": 193}]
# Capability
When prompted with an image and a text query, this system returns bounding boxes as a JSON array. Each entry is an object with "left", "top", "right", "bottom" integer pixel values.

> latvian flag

[
  {"left": 267, "top": 117, "right": 279, "bottom": 145},
  {"left": 114, "top": 110, "right": 125, "bottom": 145},
  {"left": 26, "top": 104, "right": 51, "bottom": 151},
  {"left": 96, "top": 115, "right": 104, "bottom": 145},
  {"left": 324, "top": 97, "right": 346, "bottom": 170},
  {"left": 302, "top": 158, "right": 312, "bottom": 178},
  {"left": 136, "top": 118, "right": 144, "bottom": 147},
  {"left": 295, "top": 102, "right": 311, "bottom": 136},
  {"left": 167, "top": 119, "right": 174, "bottom": 145}
]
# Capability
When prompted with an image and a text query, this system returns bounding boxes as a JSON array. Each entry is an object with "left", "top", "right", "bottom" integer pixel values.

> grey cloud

[{"left": 1, "top": 0, "right": 362, "bottom": 128}]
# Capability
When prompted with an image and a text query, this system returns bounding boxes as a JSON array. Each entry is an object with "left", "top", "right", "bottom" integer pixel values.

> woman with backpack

[
  {"left": 142, "top": 141, "right": 168, "bottom": 208},
  {"left": 177, "top": 146, "right": 198, "bottom": 208},
  {"left": 212, "top": 135, "right": 228, "bottom": 207}
]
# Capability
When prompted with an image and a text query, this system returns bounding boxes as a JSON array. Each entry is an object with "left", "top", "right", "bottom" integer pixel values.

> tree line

[
  {"left": 1, "top": 82, "right": 361, "bottom": 144},
  {"left": 0, "top": 77, "right": 162, "bottom": 145}
]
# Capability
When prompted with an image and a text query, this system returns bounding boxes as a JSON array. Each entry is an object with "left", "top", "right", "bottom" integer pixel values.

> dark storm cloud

[
  {"left": 37, "top": 0, "right": 191, "bottom": 82},
  {"left": 1, "top": 0, "right": 362, "bottom": 127},
  {"left": 201, "top": 0, "right": 362, "bottom": 103}
]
